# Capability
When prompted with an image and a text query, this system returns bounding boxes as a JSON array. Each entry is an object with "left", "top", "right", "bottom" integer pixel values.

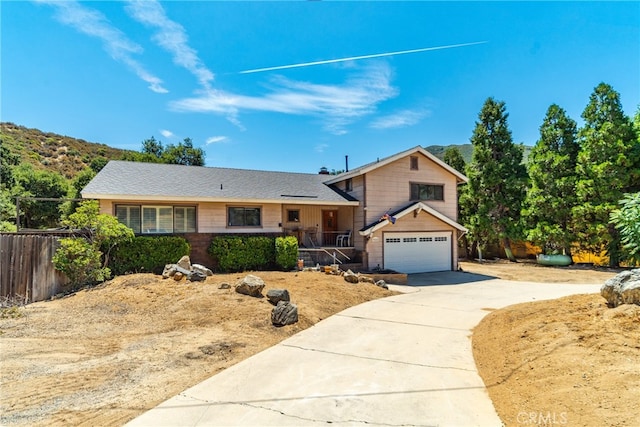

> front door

[{"left": 322, "top": 210, "right": 338, "bottom": 246}]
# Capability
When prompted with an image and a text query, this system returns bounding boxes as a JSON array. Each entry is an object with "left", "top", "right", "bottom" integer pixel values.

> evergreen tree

[
  {"left": 460, "top": 98, "right": 527, "bottom": 261},
  {"left": 443, "top": 146, "right": 466, "bottom": 173},
  {"left": 573, "top": 83, "right": 640, "bottom": 267},
  {"left": 524, "top": 104, "right": 579, "bottom": 255}
]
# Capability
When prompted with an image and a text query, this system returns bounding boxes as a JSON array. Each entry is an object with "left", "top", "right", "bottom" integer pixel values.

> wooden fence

[{"left": 0, "top": 234, "right": 69, "bottom": 303}]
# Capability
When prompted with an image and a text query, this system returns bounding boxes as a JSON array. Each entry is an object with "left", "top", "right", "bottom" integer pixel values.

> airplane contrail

[{"left": 239, "top": 41, "right": 488, "bottom": 74}]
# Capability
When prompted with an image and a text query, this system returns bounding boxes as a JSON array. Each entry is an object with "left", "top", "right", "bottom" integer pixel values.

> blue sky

[{"left": 2, "top": 1, "right": 639, "bottom": 173}]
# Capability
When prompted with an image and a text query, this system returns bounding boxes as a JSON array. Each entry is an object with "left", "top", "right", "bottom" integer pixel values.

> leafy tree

[
  {"left": 89, "top": 156, "right": 109, "bottom": 173},
  {"left": 0, "top": 138, "right": 20, "bottom": 230},
  {"left": 460, "top": 98, "right": 527, "bottom": 261},
  {"left": 142, "top": 136, "right": 164, "bottom": 158},
  {"left": 610, "top": 192, "right": 640, "bottom": 266},
  {"left": 1, "top": 138, "right": 20, "bottom": 187},
  {"left": 523, "top": 104, "right": 579, "bottom": 255},
  {"left": 12, "top": 163, "right": 70, "bottom": 229},
  {"left": 121, "top": 136, "right": 205, "bottom": 166},
  {"left": 573, "top": 83, "right": 640, "bottom": 267},
  {"left": 443, "top": 146, "right": 466, "bottom": 173},
  {"left": 162, "top": 138, "right": 205, "bottom": 166},
  {"left": 53, "top": 200, "right": 134, "bottom": 287}
]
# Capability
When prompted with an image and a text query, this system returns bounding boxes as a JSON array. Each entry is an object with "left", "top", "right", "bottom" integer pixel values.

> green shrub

[
  {"left": 53, "top": 238, "right": 110, "bottom": 289},
  {"left": 275, "top": 236, "right": 298, "bottom": 270},
  {"left": 208, "top": 236, "right": 276, "bottom": 272},
  {"left": 109, "top": 236, "right": 191, "bottom": 275}
]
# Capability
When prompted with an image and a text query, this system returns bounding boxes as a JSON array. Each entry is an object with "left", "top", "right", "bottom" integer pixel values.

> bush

[
  {"left": 109, "top": 236, "right": 191, "bottom": 275},
  {"left": 208, "top": 236, "right": 276, "bottom": 272},
  {"left": 53, "top": 238, "right": 110, "bottom": 289},
  {"left": 275, "top": 236, "right": 298, "bottom": 270}
]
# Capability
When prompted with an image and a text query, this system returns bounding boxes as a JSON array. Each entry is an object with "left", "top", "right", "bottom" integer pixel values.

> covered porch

[{"left": 281, "top": 203, "right": 355, "bottom": 248}]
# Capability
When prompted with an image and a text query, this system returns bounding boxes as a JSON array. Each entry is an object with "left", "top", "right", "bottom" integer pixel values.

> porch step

[{"left": 297, "top": 251, "right": 315, "bottom": 267}]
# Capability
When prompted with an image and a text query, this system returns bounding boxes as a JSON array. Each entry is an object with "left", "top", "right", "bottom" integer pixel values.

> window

[
  {"left": 410, "top": 156, "right": 419, "bottom": 170},
  {"left": 385, "top": 237, "right": 401, "bottom": 243},
  {"left": 228, "top": 207, "right": 261, "bottom": 227},
  {"left": 435, "top": 236, "right": 448, "bottom": 242},
  {"left": 345, "top": 178, "right": 353, "bottom": 192},
  {"left": 410, "top": 183, "right": 444, "bottom": 201},
  {"left": 143, "top": 206, "right": 173, "bottom": 233},
  {"left": 116, "top": 205, "right": 141, "bottom": 233},
  {"left": 287, "top": 209, "right": 300, "bottom": 222},
  {"left": 174, "top": 207, "right": 196, "bottom": 232},
  {"left": 403, "top": 237, "right": 417, "bottom": 243},
  {"left": 115, "top": 205, "right": 196, "bottom": 234}
]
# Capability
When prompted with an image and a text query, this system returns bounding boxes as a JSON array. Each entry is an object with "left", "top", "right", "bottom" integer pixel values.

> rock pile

[
  {"left": 162, "top": 256, "right": 213, "bottom": 282},
  {"left": 601, "top": 269, "right": 640, "bottom": 307},
  {"left": 343, "top": 269, "right": 388, "bottom": 289}
]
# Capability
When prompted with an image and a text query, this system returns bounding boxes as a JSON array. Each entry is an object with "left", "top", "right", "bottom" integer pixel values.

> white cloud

[
  {"left": 315, "top": 143, "right": 329, "bottom": 153},
  {"left": 125, "top": 0, "right": 214, "bottom": 90},
  {"left": 160, "top": 129, "right": 174, "bottom": 138},
  {"left": 36, "top": 0, "right": 167, "bottom": 93},
  {"left": 206, "top": 136, "right": 228, "bottom": 145},
  {"left": 169, "top": 62, "right": 398, "bottom": 134},
  {"left": 369, "top": 108, "right": 431, "bottom": 130}
]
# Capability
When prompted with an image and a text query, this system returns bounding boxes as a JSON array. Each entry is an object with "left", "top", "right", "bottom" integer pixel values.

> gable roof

[
  {"left": 323, "top": 146, "right": 468, "bottom": 185},
  {"left": 359, "top": 201, "right": 468, "bottom": 236},
  {"left": 82, "top": 161, "right": 359, "bottom": 205}
]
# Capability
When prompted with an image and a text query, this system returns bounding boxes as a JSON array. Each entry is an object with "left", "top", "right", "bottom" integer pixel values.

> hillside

[
  {"left": 0, "top": 122, "right": 134, "bottom": 179},
  {"left": 425, "top": 143, "right": 532, "bottom": 165}
]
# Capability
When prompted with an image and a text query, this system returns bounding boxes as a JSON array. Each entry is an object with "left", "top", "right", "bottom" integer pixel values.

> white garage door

[{"left": 384, "top": 231, "right": 452, "bottom": 273}]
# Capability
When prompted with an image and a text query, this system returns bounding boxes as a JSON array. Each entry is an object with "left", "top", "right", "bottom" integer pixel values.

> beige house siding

[
  {"left": 364, "top": 153, "right": 459, "bottom": 221},
  {"left": 364, "top": 210, "right": 459, "bottom": 271}
]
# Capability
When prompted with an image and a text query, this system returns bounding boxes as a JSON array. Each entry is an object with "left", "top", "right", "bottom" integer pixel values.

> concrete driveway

[{"left": 126, "top": 272, "right": 600, "bottom": 427}]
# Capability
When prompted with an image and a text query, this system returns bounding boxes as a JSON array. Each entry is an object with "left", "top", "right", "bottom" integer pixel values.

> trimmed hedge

[
  {"left": 208, "top": 236, "right": 274, "bottom": 272},
  {"left": 275, "top": 236, "right": 299, "bottom": 271},
  {"left": 208, "top": 235, "right": 299, "bottom": 273},
  {"left": 109, "top": 236, "right": 190, "bottom": 275}
]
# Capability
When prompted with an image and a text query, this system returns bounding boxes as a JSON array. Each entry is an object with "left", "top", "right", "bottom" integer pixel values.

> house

[{"left": 81, "top": 146, "right": 467, "bottom": 273}]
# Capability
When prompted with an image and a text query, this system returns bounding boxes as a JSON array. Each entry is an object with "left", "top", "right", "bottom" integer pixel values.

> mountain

[
  {"left": 0, "top": 122, "right": 134, "bottom": 179},
  {"left": 425, "top": 143, "right": 532, "bottom": 165}
]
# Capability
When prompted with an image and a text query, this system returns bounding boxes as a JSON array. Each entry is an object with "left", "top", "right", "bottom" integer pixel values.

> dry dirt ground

[
  {"left": 0, "top": 271, "right": 396, "bottom": 426},
  {"left": 1, "top": 262, "right": 637, "bottom": 427},
  {"left": 463, "top": 260, "right": 639, "bottom": 427}
]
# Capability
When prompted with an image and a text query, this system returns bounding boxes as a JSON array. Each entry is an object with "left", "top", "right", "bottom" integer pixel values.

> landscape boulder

[
  {"left": 192, "top": 263, "right": 214, "bottom": 277},
  {"left": 267, "top": 289, "right": 290, "bottom": 305},
  {"left": 189, "top": 270, "right": 207, "bottom": 282},
  {"left": 601, "top": 269, "right": 640, "bottom": 307},
  {"left": 271, "top": 301, "right": 298, "bottom": 326},
  {"left": 343, "top": 270, "right": 360, "bottom": 284},
  {"left": 235, "top": 274, "right": 265, "bottom": 297},
  {"left": 375, "top": 280, "right": 389, "bottom": 289},
  {"left": 176, "top": 255, "right": 192, "bottom": 271},
  {"left": 359, "top": 275, "right": 376, "bottom": 284},
  {"left": 162, "top": 258, "right": 212, "bottom": 282}
]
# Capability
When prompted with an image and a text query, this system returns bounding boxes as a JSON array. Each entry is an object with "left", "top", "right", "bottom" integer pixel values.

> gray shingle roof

[{"left": 82, "top": 161, "right": 357, "bottom": 205}]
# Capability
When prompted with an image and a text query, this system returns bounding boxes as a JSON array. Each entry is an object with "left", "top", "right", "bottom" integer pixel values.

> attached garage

[{"left": 383, "top": 231, "right": 452, "bottom": 273}]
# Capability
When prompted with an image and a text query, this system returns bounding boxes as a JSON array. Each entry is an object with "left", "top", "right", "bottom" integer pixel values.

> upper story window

[
  {"left": 115, "top": 205, "right": 196, "bottom": 234},
  {"left": 410, "top": 183, "right": 444, "bottom": 201},
  {"left": 345, "top": 178, "right": 353, "bottom": 192},
  {"left": 287, "top": 209, "right": 300, "bottom": 222},
  {"left": 228, "top": 206, "right": 261, "bottom": 227},
  {"left": 410, "top": 156, "right": 419, "bottom": 170}
]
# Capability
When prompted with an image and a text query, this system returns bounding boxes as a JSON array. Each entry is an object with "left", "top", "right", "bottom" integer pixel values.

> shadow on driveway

[{"left": 407, "top": 270, "right": 496, "bottom": 286}]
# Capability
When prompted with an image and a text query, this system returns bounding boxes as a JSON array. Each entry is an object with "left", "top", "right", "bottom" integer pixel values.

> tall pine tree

[
  {"left": 573, "top": 83, "right": 639, "bottom": 267},
  {"left": 460, "top": 98, "right": 527, "bottom": 261},
  {"left": 524, "top": 104, "right": 579, "bottom": 256}
]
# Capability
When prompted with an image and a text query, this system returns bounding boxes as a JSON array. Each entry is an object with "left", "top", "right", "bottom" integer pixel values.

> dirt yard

[
  {"left": 0, "top": 271, "right": 396, "bottom": 426},
  {"left": 1, "top": 261, "right": 636, "bottom": 427},
  {"left": 464, "top": 260, "right": 639, "bottom": 427}
]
